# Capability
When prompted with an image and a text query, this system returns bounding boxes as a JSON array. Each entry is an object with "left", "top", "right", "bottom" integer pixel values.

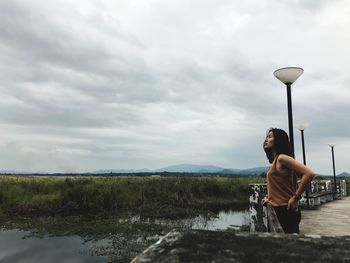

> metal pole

[
  {"left": 301, "top": 130, "right": 310, "bottom": 208},
  {"left": 286, "top": 83, "right": 294, "bottom": 156},
  {"left": 331, "top": 146, "right": 337, "bottom": 197},
  {"left": 301, "top": 130, "right": 306, "bottom": 164}
]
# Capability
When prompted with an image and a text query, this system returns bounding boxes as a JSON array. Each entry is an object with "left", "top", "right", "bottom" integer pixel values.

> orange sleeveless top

[{"left": 267, "top": 155, "right": 297, "bottom": 207}]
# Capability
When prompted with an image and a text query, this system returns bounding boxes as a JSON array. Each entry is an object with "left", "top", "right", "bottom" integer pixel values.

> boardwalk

[{"left": 300, "top": 196, "right": 350, "bottom": 236}]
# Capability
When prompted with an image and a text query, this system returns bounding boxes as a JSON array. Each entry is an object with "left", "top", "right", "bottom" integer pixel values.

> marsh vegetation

[
  {"left": 0, "top": 175, "right": 260, "bottom": 262},
  {"left": 0, "top": 175, "right": 265, "bottom": 217}
]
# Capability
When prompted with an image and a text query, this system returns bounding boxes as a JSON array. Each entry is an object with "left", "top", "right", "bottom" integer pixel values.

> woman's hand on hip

[
  {"left": 261, "top": 196, "right": 269, "bottom": 206},
  {"left": 287, "top": 196, "right": 299, "bottom": 211}
]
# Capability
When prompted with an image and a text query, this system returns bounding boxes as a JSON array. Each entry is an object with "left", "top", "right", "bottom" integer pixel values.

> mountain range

[
  {"left": 93, "top": 164, "right": 350, "bottom": 176},
  {"left": 1, "top": 164, "right": 349, "bottom": 176},
  {"left": 94, "top": 164, "right": 269, "bottom": 175}
]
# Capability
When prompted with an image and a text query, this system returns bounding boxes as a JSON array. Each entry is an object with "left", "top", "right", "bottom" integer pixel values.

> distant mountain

[
  {"left": 93, "top": 168, "right": 152, "bottom": 174},
  {"left": 155, "top": 164, "right": 231, "bottom": 173},
  {"left": 9, "top": 165, "right": 344, "bottom": 176},
  {"left": 315, "top": 172, "right": 350, "bottom": 177},
  {"left": 0, "top": 165, "right": 269, "bottom": 175},
  {"left": 239, "top": 167, "right": 268, "bottom": 175},
  {"left": 155, "top": 164, "right": 267, "bottom": 175}
]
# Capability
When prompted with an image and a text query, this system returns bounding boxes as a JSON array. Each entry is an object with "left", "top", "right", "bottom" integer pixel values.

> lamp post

[
  {"left": 297, "top": 123, "right": 309, "bottom": 208},
  {"left": 273, "top": 67, "right": 304, "bottom": 156},
  {"left": 328, "top": 143, "right": 337, "bottom": 198}
]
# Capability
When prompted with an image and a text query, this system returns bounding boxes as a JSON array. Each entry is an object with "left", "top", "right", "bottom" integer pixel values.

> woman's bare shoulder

[
  {"left": 276, "top": 154, "right": 295, "bottom": 169},
  {"left": 276, "top": 154, "right": 294, "bottom": 162}
]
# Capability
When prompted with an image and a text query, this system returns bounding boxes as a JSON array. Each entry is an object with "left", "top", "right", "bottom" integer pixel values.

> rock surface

[{"left": 131, "top": 230, "right": 350, "bottom": 263}]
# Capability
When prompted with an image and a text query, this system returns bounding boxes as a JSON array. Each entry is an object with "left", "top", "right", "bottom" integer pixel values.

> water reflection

[
  {"left": 0, "top": 229, "right": 106, "bottom": 263},
  {"left": 190, "top": 210, "right": 250, "bottom": 230},
  {"left": 0, "top": 210, "right": 249, "bottom": 262},
  {"left": 128, "top": 210, "right": 250, "bottom": 232}
]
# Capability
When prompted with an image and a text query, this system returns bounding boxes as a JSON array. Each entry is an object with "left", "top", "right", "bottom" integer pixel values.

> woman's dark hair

[{"left": 264, "top": 128, "right": 294, "bottom": 163}]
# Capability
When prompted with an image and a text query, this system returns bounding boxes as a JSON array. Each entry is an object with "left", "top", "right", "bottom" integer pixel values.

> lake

[
  {"left": 0, "top": 210, "right": 249, "bottom": 263},
  {"left": 0, "top": 229, "right": 106, "bottom": 263}
]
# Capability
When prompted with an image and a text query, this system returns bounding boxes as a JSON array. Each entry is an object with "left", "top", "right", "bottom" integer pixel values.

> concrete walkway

[{"left": 300, "top": 196, "right": 350, "bottom": 236}]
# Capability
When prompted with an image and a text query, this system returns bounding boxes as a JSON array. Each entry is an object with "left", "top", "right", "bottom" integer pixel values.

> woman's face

[{"left": 264, "top": 131, "right": 274, "bottom": 149}]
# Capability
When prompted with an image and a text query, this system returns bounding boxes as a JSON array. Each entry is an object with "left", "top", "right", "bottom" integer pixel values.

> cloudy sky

[{"left": 0, "top": 0, "right": 349, "bottom": 174}]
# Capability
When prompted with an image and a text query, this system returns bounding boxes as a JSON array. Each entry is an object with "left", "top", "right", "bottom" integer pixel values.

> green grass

[{"left": 0, "top": 176, "right": 265, "bottom": 217}]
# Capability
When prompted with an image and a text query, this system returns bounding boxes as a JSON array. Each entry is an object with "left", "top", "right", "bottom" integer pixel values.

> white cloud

[{"left": 0, "top": 0, "right": 349, "bottom": 173}]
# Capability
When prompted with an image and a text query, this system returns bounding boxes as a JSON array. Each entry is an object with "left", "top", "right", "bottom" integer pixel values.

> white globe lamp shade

[
  {"left": 273, "top": 67, "right": 304, "bottom": 85},
  {"left": 296, "top": 123, "right": 308, "bottom": 131}
]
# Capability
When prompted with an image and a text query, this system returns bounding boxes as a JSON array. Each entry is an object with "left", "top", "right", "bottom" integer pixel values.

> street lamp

[
  {"left": 273, "top": 67, "right": 304, "bottom": 156},
  {"left": 328, "top": 143, "right": 337, "bottom": 198},
  {"left": 296, "top": 123, "right": 309, "bottom": 208}
]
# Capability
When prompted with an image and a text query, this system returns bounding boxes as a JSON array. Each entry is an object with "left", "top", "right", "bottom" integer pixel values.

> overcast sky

[{"left": 0, "top": 0, "right": 349, "bottom": 174}]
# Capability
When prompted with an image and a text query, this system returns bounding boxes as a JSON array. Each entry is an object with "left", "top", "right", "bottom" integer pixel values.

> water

[
  {"left": 0, "top": 229, "right": 106, "bottom": 263},
  {"left": 191, "top": 210, "right": 250, "bottom": 230},
  {"left": 0, "top": 210, "right": 249, "bottom": 262}
]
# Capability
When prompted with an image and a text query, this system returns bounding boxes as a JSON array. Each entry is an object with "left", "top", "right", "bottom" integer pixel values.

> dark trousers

[{"left": 273, "top": 206, "right": 301, "bottom": 234}]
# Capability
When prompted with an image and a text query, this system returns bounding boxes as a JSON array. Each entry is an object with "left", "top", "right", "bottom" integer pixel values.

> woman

[{"left": 261, "top": 128, "right": 315, "bottom": 234}]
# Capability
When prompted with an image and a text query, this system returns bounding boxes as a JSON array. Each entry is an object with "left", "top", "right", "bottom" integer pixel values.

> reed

[{"left": 0, "top": 175, "right": 265, "bottom": 217}]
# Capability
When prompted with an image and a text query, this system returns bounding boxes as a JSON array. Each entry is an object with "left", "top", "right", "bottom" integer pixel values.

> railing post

[
  {"left": 310, "top": 181, "right": 317, "bottom": 194},
  {"left": 249, "top": 184, "right": 268, "bottom": 232},
  {"left": 340, "top": 180, "right": 347, "bottom": 197},
  {"left": 325, "top": 180, "right": 332, "bottom": 192}
]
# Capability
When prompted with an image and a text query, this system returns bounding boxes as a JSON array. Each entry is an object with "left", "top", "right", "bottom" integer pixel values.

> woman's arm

[{"left": 277, "top": 154, "right": 315, "bottom": 209}]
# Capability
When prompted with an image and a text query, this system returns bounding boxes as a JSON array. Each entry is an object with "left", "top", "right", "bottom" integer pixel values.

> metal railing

[{"left": 249, "top": 180, "right": 347, "bottom": 233}]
